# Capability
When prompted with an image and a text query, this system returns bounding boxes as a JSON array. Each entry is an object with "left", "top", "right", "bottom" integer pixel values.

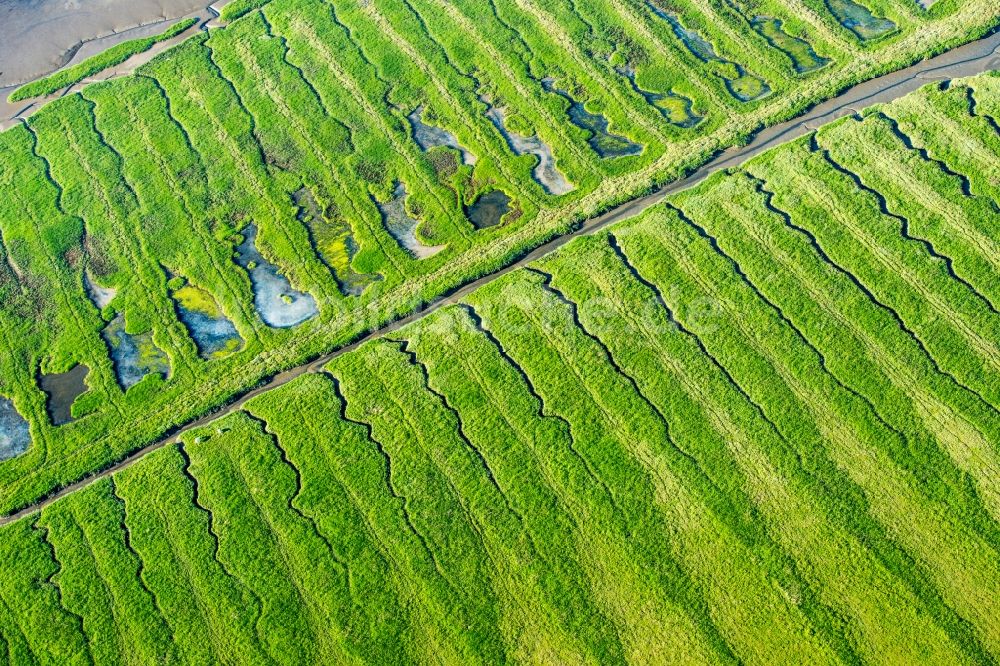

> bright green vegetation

[
  {"left": 0, "top": 0, "right": 995, "bottom": 516},
  {"left": 8, "top": 19, "right": 199, "bottom": 103},
  {"left": 1, "top": 71, "right": 998, "bottom": 663}
]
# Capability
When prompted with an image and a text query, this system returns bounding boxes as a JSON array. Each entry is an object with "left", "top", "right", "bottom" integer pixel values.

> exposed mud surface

[
  {"left": 0, "top": 0, "right": 207, "bottom": 88},
  {"left": 376, "top": 183, "right": 445, "bottom": 259},
  {"left": 485, "top": 104, "right": 574, "bottom": 194}
]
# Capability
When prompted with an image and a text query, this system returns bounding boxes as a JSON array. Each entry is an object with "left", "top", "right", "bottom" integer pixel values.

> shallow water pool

[
  {"left": 102, "top": 314, "right": 169, "bottom": 389},
  {"left": 39, "top": 364, "right": 89, "bottom": 426},
  {"left": 466, "top": 190, "right": 512, "bottom": 229},
  {"left": 485, "top": 105, "right": 574, "bottom": 195},
  {"left": 235, "top": 225, "right": 319, "bottom": 328},
  {"left": 0, "top": 397, "right": 30, "bottom": 460}
]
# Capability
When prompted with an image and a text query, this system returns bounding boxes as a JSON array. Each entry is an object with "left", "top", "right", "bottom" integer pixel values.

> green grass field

[
  {"left": 0, "top": 0, "right": 996, "bottom": 515},
  {"left": 0, "top": 70, "right": 997, "bottom": 664}
]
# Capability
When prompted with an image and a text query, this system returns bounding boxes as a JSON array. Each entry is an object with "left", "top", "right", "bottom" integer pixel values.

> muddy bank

[{"left": 0, "top": 0, "right": 209, "bottom": 88}]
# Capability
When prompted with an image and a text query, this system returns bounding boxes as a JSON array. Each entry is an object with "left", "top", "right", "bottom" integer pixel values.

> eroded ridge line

[
  {"left": 814, "top": 128, "right": 1000, "bottom": 316},
  {"left": 241, "top": 410, "right": 352, "bottom": 594},
  {"left": 779, "top": 140, "right": 1000, "bottom": 417},
  {"left": 174, "top": 442, "right": 265, "bottom": 642},
  {"left": 32, "top": 517, "right": 94, "bottom": 665},
  {"left": 737, "top": 174, "right": 914, "bottom": 445},
  {"left": 527, "top": 263, "right": 832, "bottom": 665},
  {"left": 108, "top": 478, "right": 177, "bottom": 649},
  {"left": 321, "top": 370, "right": 454, "bottom": 588},
  {"left": 611, "top": 225, "right": 997, "bottom": 666},
  {"left": 608, "top": 223, "right": 794, "bottom": 464},
  {"left": 876, "top": 111, "right": 976, "bottom": 199},
  {"left": 965, "top": 85, "right": 1000, "bottom": 135},
  {"left": 385, "top": 337, "right": 528, "bottom": 531},
  {"left": 457, "top": 302, "right": 617, "bottom": 509}
]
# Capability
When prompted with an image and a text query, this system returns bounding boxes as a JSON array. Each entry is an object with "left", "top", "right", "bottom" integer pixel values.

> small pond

[
  {"left": 0, "top": 397, "right": 30, "bottom": 461},
  {"left": 102, "top": 314, "right": 169, "bottom": 390},
  {"left": 824, "top": 0, "right": 896, "bottom": 40},
  {"left": 485, "top": 105, "right": 574, "bottom": 195},
  {"left": 376, "top": 183, "right": 445, "bottom": 259},
  {"left": 752, "top": 17, "right": 830, "bottom": 74},
  {"left": 648, "top": 3, "right": 770, "bottom": 102},
  {"left": 466, "top": 190, "right": 512, "bottom": 229},
  {"left": 617, "top": 66, "right": 701, "bottom": 128},
  {"left": 171, "top": 280, "right": 244, "bottom": 359},
  {"left": 542, "top": 79, "right": 643, "bottom": 158},
  {"left": 40, "top": 364, "right": 88, "bottom": 426},
  {"left": 408, "top": 105, "right": 476, "bottom": 165},
  {"left": 235, "top": 225, "right": 319, "bottom": 328}
]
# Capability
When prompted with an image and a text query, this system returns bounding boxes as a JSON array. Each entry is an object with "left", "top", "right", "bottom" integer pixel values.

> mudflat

[{"left": 0, "top": 0, "right": 207, "bottom": 87}]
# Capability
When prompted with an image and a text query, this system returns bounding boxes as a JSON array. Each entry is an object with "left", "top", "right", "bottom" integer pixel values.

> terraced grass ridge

[
  {"left": 0, "top": 0, "right": 996, "bottom": 516},
  {"left": 1, "top": 70, "right": 999, "bottom": 664}
]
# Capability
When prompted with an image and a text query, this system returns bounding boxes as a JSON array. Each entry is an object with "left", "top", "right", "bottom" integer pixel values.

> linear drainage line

[{"left": 2, "top": 29, "right": 1000, "bottom": 527}]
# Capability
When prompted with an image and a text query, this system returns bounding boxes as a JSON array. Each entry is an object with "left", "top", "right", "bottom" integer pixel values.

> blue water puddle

[
  {"left": 648, "top": 3, "right": 770, "bottom": 101},
  {"left": 541, "top": 79, "right": 643, "bottom": 158},
  {"left": 408, "top": 105, "right": 477, "bottom": 165},
  {"left": 376, "top": 183, "right": 445, "bottom": 259},
  {"left": 235, "top": 225, "right": 319, "bottom": 328},
  {"left": 0, "top": 397, "right": 30, "bottom": 461},
  {"left": 484, "top": 104, "right": 574, "bottom": 194},
  {"left": 102, "top": 314, "right": 169, "bottom": 390},
  {"left": 824, "top": 0, "right": 896, "bottom": 40}
]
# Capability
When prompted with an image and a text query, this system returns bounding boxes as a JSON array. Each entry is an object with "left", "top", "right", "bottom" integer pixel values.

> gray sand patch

[{"left": 0, "top": 0, "right": 209, "bottom": 88}]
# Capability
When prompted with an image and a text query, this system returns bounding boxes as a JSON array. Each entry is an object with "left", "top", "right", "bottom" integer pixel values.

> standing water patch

[
  {"left": 294, "top": 188, "right": 382, "bottom": 297},
  {"left": 84, "top": 273, "right": 117, "bottom": 310},
  {"left": 485, "top": 105, "right": 574, "bottom": 195},
  {"left": 542, "top": 80, "right": 643, "bottom": 158},
  {"left": 617, "top": 66, "right": 701, "bottom": 128},
  {"left": 102, "top": 314, "right": 169, "bottom": 390},
  {"left": 824, "top": 0, "right": 896, "bottom": 40},
  {"left": 751, "top": 17, "right": 830, "bottom": 73},
  {"left": 466, "top": 190, "right": 512, "bottom": 229},
  {"left": 377, "top": 183, "right": 445, "bottom": 259},
  {"left": 235, "top": 225, "right": 319, "bottom": 328},
  {"left": 40, "top": 364, "right": 89, "bottom": 426},
  {"left": 0, "top": 397, "right": 30, "bottom": 460},
  {"left": 648, "top": 3, "right": 770, "bottom": 101},
  {"left": 408, "top": 106, "right": 476, "bottom": 165},
  {"left": 170, "top": 279, "right": 244, "bottom": 359}
]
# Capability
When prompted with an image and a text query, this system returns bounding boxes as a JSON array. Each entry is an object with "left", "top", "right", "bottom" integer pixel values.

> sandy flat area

[{"left": 0, "top": 0, "right": 208, "bottom": 87}]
